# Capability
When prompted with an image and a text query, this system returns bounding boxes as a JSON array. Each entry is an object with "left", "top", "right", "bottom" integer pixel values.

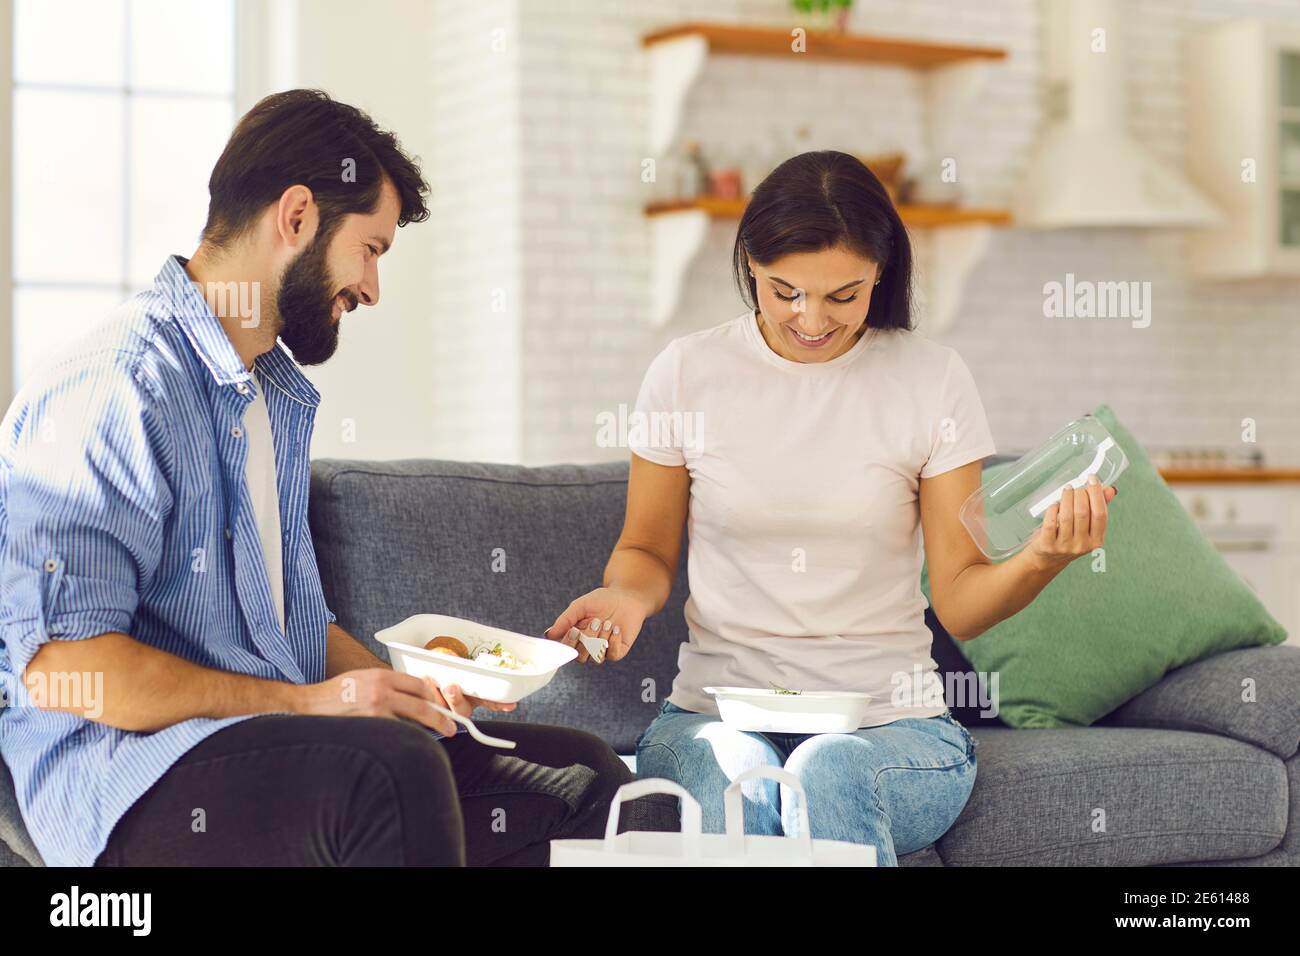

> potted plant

[{"left": 791, "top": 0, "right": 854, "bottom": 33}]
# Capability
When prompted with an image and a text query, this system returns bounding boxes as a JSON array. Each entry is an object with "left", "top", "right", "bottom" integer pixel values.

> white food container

[
  {"left": 704, "top": 686, "right": 874, "bottom": 734},
  {"left": 375, "top": 613, "right": 576, "bottom": 704}
]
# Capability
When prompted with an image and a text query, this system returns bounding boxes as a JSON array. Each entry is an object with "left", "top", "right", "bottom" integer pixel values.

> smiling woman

[
  {"left": 734, "top": 149, "right": 914, "bottom": 363},
  {"left": 546, "top": 149, "right": 1114, "bottom": 866}
]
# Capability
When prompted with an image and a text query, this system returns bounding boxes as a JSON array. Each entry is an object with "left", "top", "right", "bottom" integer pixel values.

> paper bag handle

[
  {"left": 603, "top": 778, "right": 703, "bottom": 857},
  {"left": 724, "top": 766, "right": 814, "bottom": 856}
]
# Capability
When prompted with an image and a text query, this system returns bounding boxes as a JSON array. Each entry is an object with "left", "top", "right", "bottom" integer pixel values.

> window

[{"left": 10, "top": 0, "right": 236, "bottom": 391}]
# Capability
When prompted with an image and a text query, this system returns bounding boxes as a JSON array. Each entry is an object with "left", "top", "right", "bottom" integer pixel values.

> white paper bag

[{"left": 551, "top": 766, "right": 876, "bottom": 867}]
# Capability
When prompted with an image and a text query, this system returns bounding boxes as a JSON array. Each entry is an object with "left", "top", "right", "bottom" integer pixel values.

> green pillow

[{"left": 921, "top": 403, "right": 1287, "bottom": 729}]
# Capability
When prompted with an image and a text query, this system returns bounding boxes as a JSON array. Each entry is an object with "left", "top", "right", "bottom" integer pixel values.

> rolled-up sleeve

[{"left": 1, "top": 356, "right": 172, "bottom": 677}]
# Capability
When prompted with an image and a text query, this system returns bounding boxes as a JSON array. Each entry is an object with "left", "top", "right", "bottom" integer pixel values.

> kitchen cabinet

[
  {"left": 1168, "top": 481, "right": 1300, "bottom": 647},
  {"left": 1186, "top": 20, "right": 1300, "bottom": 277}
]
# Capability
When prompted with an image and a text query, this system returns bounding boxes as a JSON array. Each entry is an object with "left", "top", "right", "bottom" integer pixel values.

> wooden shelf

[
  {"left": 640, "top": 21, "right": 1010, "bottom": 330},
  {"left": 645, "top": 197, "right": 751, "bottom": 218},
  {"left": 644, "top": 197, "right": 1013, "bottom": 228},
  {"left": 642, "top": 22, "right": 1007, "bottom": 67},
  {"left": 1159, "top": 468, "right": 1300, "bottom": 484}
]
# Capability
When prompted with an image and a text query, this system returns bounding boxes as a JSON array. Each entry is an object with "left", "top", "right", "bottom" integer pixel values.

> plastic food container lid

[{"left": 958, "top": 414, "right": 1128, "bottom": 560}]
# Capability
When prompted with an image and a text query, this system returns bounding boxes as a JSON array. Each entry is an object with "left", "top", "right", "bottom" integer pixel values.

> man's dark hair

[{"left": 201, "top": 89, "right": 430, "bottom": 250}]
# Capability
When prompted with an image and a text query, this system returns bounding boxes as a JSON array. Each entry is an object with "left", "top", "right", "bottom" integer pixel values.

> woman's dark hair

[
  {"left": 733, "top": 150, "right": 913, "bottom": 331},
  {"left": 201, "top": 89, "right": 430, "bottom": 250}
]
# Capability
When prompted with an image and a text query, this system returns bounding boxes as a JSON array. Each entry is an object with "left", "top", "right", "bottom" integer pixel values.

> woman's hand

[
  {"left": 544, "top": 587, "right": 652, "bottom": 664},
  {"left": 1023, "top": 473, "right": 1118, "bottom": 571}
]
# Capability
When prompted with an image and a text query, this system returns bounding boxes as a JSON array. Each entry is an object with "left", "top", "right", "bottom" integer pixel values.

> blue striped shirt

[{"left": 0, "top": 255, "right": 337, "bottom": 866}]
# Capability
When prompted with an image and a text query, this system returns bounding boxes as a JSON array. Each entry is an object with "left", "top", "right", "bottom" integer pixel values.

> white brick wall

[
  {"left": 426, "top": 0, "right": 524, "bottom": 462},
  {"left": 429, "top": 0, "right": 1300, "bottom": 466},
  {"left": 292, "top": 0, "right": 525, "bottom": 463}
]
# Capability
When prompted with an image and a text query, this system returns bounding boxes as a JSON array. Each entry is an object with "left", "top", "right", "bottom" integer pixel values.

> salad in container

[{"left": 376, "top": 613, "right": 576, "bottom": 704}]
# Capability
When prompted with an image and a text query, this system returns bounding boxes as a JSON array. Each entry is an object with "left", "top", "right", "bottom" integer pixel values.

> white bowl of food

[
  {"left": 376, "top": 614, "right": 576, "bottom": 704},
  {"left": 704, "top": 686, "right": 874, "bottom": 734}
]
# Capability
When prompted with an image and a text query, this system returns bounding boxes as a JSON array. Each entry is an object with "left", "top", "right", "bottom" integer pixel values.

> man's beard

[{"left": 275, "top": 231, "right": 355, "bottom": 366}]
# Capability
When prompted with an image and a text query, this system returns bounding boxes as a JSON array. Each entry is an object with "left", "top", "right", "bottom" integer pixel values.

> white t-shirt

[
  {"left": 629, "top": 311, "right": 997, "bottom": 727},
  {"left": 242, "top": 374, "right": 286, "bottom": 633}
]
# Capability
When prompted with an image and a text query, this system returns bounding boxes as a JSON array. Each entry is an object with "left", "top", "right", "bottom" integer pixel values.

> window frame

[{"left": 2, "top": 0, "right": 274, "bottom": 401}]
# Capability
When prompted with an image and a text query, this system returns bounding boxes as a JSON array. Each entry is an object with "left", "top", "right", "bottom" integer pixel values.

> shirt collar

[{"left": 154, "top": 254, "right": 322, "bottom": 408}]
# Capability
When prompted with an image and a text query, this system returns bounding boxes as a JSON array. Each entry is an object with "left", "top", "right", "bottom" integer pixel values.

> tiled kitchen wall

[{"left": 431, "top": 0, "right": 1300, "bottom": 466}]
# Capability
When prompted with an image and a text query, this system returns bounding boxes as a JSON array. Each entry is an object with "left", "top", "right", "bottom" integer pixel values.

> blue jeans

[{"left": 634, "top": 700, "right": 978, "bottom": 866}]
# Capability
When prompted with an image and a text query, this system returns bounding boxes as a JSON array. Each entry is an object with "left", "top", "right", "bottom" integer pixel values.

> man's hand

[{"left": 296, "top": 668, "right": 515, "bottom": 736}]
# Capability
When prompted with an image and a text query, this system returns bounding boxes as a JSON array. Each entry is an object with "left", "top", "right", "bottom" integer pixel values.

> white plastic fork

[
  {"left": 579, "top": 634, "right": 609, "bottom": 663},
  {"left": 427, "top": 701, "right": 517, "bottom": 749}
]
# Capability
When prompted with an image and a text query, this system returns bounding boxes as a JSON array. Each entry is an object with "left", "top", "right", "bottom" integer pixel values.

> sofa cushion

[
  {"left": 309, "top": 459, "right": 689, "bottom": 754},
  {"left": 1164, "top": 747, "right": 1300, "bottom": 867},
  {"left": 0, "top": 752, "right": 41, "bottom": 866},
  {"left": 938, "top": 726, "right": 1287, "bottom": 865},
  {"left": 923, "top": 404, "right": 1288, "bottom": 729},
  {"left": 0, "top": 837, "right": 32, "bottom": 868},
  {"left": 1097, "top": 645, "right": 1300, "bottom": 760},
  {"left": 898, "top": 844, "right": 945, "bottom": 866}
]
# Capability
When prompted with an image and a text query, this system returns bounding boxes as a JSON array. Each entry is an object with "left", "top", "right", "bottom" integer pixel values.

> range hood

[{"left": 1017, "top": 0, "right": 1222, "bottom": 228}]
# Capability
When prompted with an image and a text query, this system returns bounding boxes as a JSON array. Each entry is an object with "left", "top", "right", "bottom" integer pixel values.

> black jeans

[{"left": 95, "top": 714, "right": 675, "bottom": 866}]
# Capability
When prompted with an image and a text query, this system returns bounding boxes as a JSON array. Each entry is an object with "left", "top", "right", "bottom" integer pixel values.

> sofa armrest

[
  {"left": 1097, "top": 645, "right": 1300, "bottom": 759},
  {"left": 0, "top": 753, "right": 43, "bottom": 866}
]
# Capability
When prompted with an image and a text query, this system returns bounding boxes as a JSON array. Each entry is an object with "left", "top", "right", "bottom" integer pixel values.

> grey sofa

[{"left": 2, "top": 456, "right": 1297, "bottom": 866}]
